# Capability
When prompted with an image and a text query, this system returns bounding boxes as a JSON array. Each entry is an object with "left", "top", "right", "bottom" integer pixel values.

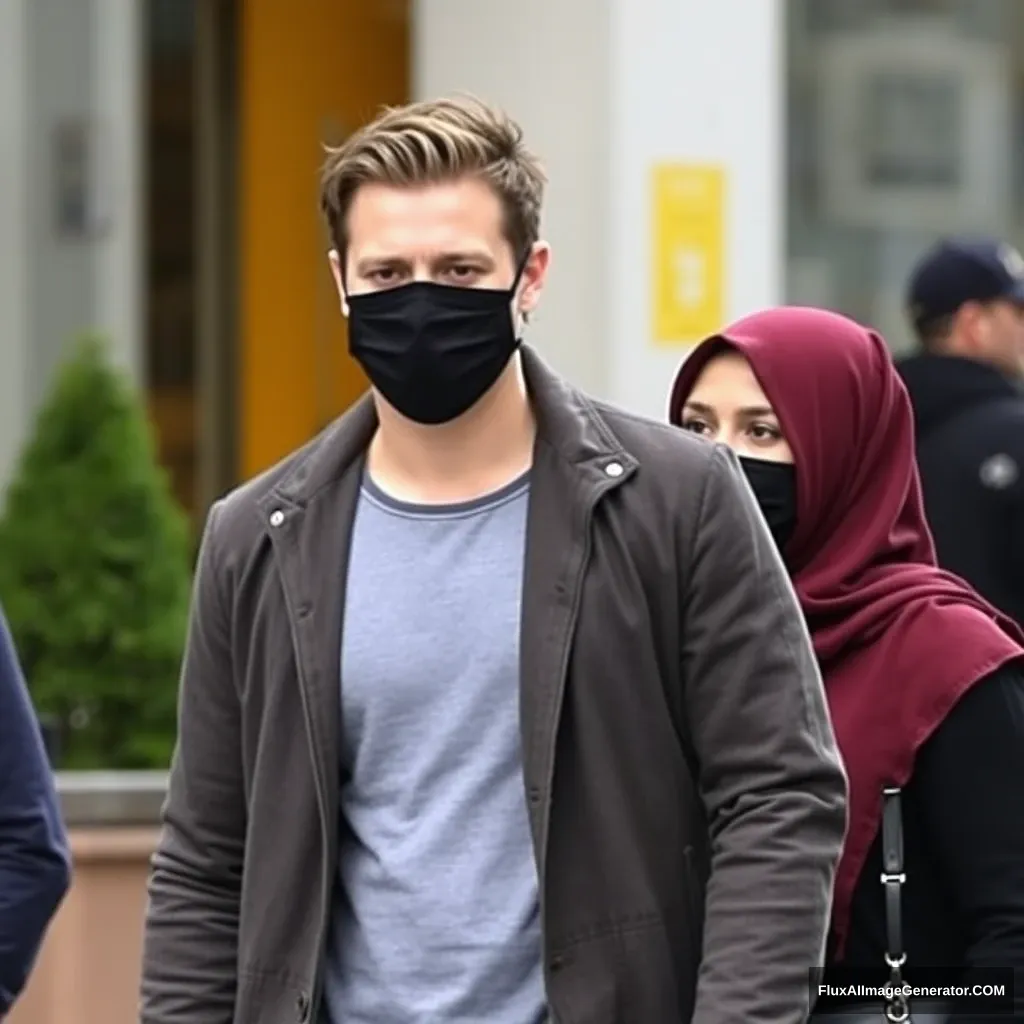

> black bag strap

[{"left": 880, "top": 786, "right": 910, "bottom": 1022}]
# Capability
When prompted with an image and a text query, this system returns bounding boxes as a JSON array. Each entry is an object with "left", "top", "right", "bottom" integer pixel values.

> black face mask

[
  {"left": 738, "top": 455, "right": 798, "bottom": 552},
  {"left": 346, "top": 262, "right": 526, "bottom": 425}
]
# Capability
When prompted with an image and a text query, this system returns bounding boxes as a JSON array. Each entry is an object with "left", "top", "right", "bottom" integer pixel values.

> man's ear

[
  {"left": 955, "top": 301, "right": 990, "bottom": 353},
  {"left": 328, "top": 249, "right": 349, "bottom": 317}
]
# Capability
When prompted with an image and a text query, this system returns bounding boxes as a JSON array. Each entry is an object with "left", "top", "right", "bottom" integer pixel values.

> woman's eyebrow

[
  {"left": 684, "top": 400, "right": 777, "bottom": 419},
  {"left": 683, "top": 400, "right": 715, "bottom": 416}
]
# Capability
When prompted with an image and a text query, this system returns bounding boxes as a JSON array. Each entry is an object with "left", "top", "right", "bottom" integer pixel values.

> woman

[{"left": 668, "top": 306, "right": 1024, "bottom": 1019}]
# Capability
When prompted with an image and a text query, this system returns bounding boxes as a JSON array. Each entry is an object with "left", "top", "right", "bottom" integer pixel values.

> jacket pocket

[{"left": 548, "top": 916, "right": 688, "bottom": 1023}]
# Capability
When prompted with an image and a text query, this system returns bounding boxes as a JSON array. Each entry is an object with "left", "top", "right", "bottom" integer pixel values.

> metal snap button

[
  {"left": 269, "top": 510, "right": 285, "bottom": 527},
  {"left": 604, "top": 461, "right": 624, "bottom": 478}
]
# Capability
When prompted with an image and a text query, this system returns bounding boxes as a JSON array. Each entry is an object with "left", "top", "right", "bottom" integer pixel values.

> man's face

[
  {"left": 969, "top": 298, "right": 1024, "bottom": 379},
  {"left": 328, "top": 177, "right": 549, "bottom": 315}
]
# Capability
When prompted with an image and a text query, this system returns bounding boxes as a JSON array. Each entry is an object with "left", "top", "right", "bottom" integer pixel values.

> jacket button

[
  {"left": 270, "top": 509, "right": 285, "bottom": 527},
  {"left": 296, "top": 992, "right": 310, "bottom": 1021}
]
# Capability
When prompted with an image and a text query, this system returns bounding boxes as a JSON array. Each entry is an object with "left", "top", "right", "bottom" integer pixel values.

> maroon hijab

[{"left": 668, "top": 306, "right": 1024, "bottom": 956}]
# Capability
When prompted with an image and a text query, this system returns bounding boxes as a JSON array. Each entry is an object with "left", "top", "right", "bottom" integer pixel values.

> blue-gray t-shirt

[{"left": 323, "top": 470, "right": 544, "bottom": 1024}]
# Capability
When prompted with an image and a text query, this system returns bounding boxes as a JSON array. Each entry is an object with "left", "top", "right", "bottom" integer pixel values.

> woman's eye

[
  {"left": 749, "top": 422, "right": 781, "bottom": 441},
  {"left": 681, "top": 418, "right": 709, "bottom": 436}
]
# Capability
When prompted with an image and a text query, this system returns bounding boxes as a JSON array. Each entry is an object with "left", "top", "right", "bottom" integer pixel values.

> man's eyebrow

[
  {"left": 353, "top": 255, "right": 410, "bottom": 272},
  {"left": 432, "top": 251, "right": 495, "bottom": 265}
]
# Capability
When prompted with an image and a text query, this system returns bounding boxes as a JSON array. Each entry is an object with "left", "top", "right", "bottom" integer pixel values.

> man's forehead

[
  {"left": 347, "top": 180, "right": 507, "bottom": 259},
  {"left": 348, "top": 179, "right": 502, "bottom": 229}
]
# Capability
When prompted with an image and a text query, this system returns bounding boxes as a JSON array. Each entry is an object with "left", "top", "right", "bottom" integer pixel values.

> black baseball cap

[{"left": 906, "top": 237, "right": 1024, "bottom": 331}]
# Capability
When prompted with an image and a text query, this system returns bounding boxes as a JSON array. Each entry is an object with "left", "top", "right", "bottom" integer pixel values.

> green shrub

[{"left": 0, "top": 335, "right": 192, "bottom": 769}]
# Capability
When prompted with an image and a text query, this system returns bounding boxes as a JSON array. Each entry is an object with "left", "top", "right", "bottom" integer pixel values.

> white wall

[
  {"left": 0, "top": 0, "right": 31, "bottom": 487},
  {"left": 414, "top": 0, "right": 783, "bottom": 419},
  {"left": 608, "top": 0, "right": 783, "bottom": 418},
  {"left": 0, "top": 0, "right": 144, "bottom": 493},
  {"left": 92, "top": 0, "right": 144, "bottom": 383}
]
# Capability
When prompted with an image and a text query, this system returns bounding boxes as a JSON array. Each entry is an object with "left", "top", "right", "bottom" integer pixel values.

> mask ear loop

[
  {"left": 511, "top": 249, "right": 531, "bottom": 292},
  {"left": 511, "top": 247, "right": 534, "bottom": 334}
]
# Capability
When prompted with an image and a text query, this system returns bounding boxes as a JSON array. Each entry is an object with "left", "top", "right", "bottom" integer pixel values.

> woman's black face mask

[{"left": 737, "top": 455, "right": 797, "bottom": 552}]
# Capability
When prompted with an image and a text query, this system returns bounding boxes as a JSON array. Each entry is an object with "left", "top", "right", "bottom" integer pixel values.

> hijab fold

[{"left": 668, "top": 307, "right": 1024, "bottom": 956}]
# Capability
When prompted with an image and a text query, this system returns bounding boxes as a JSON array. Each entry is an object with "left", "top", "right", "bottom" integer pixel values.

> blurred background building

[
  {"left": 5, "top": 0, "right": 1020, "bottom": 531},
  {"left": 2, "top": 1, "right": 1023, "bottom": 1020}
]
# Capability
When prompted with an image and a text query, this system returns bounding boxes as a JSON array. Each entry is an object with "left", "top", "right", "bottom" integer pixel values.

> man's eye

[{"left": 367, "top": 269, "right": 409, "bottom": 289}]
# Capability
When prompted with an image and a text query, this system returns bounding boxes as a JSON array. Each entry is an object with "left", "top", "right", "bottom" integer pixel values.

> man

[
  {"left": 898, "top": 237, "right": 1024, "bottom": 622},
  {"left": 0, "top": 605, "right": 70, "bottom": 1015},
  {"left": 140, "top": 96, "right": 847, "bottom": 1024}
]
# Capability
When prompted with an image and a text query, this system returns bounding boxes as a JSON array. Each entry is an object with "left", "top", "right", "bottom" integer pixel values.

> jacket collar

[{"left": 267, "top": 344, "right": 637, "bottom": 511}]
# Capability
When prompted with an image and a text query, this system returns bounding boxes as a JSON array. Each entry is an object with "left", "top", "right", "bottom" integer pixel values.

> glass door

[{"left": 145, "top": 0, "right": 198, "bottom": 522}]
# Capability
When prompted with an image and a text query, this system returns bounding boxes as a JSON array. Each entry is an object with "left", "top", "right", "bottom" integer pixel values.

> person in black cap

[{"left": 897, "top": 236, "right": 1024, "bottom": 623}]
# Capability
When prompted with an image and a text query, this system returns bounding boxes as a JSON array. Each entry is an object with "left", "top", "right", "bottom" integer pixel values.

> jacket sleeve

[
  {"left": 1003, "top": 474, "right": 1024, "bottom": 625},
  {"left": 680, "top": 444, "right": 848, "bottom": 1024},
  {"left": 140, "top": 501, "right": 244, "bottom": 1024},
  {"left": 0, "top": 608, "right": 71, "bottom": 1015},
  {"left": 913, "top": 664, "right": 1024, "bottom": 1014}
]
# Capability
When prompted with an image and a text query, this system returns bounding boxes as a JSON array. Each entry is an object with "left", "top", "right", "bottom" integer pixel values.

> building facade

[{"left": 1, "top": 0, "right": 1022, "bottom": 532}]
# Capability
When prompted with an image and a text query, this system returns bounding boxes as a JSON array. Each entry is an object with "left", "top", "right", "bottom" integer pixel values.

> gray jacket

[{"left": 140, "top": 346, "right": 847, "bottom": 1023}]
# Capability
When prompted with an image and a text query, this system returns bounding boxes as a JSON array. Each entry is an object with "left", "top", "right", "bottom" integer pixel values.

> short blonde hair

[{"left": 319, "top": 94, "right": 546, "bottom": 262}]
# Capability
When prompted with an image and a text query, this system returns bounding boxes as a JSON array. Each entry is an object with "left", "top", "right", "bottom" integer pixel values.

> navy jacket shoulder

[
  {"left": 898, "top": 354, "right": 1024, "bottom": 623},
  {"left": 0, "top": 608, "right": 70, "bottom": 1013}
]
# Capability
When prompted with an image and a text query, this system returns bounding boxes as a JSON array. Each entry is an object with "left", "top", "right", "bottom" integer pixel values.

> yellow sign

[{"left": 650, "top": 163, "right": 726, "bottom": 346}]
